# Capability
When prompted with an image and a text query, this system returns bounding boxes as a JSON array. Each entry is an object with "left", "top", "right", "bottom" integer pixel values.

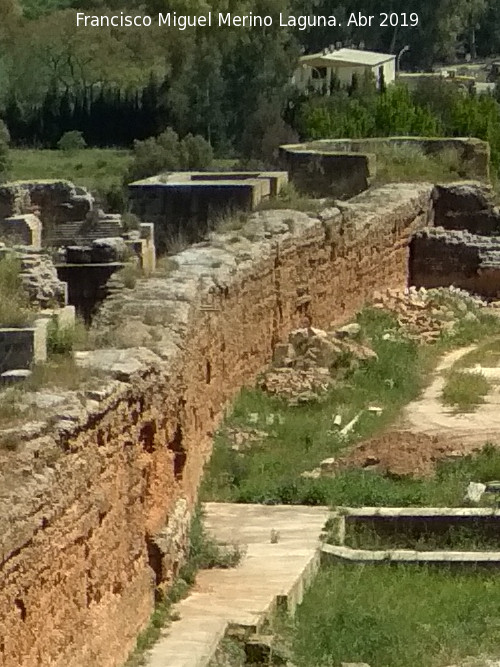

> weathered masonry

[{"left": 0, "top": 183, "right": 431, "bottom": 667}]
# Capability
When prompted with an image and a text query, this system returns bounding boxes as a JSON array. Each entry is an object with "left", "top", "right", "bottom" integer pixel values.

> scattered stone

[
  {"left": 264, "top": 325, "right": 378, "bottom": 403},
  {"left": 301, "top": 469, "right": 321, "bottom": 479},
  {"left": 465, "top": 482, "right": 487, "bottom": 503},
  {"left": 265, "top": 413, "right": 284, "bottom": 426},
  {"left": 319, "top": 457, "right": 336, "bottom": 473},
  {"left": 339, "top": 412, "right": 362, "bottom": 438},
  {"left": 273, "top": 342, "right": 295, "bottom": 366},
  {"left": 335, "top": 322, "right": 361, "bottom": 338},
  {"left": 259, "top": 367, "right": 331, "bottom": 405},
  {"left": 371, "top": 286, "right": 487, "bottom": 342},
  {"left": 226, "top": 426, "right": 268, "bottom": 452}
]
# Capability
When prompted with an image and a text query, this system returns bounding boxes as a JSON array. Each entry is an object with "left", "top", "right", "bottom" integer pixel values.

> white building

[{"left": 293, "top": 48, "right": 396, "bottom": 93}]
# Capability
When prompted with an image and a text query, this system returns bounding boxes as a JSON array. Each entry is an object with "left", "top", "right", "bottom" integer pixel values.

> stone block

[
  {"left": 33, "top": 318, "right": 50, "bottom": 364},
  {"left": 0, "top": 369, "right": 32, "bottom": 385},
  {"left": 0, "top": 214, "right": 42, "bottom": 248},
  {"left": 273, "top": 343, "right": 295, "bottom": 366}
]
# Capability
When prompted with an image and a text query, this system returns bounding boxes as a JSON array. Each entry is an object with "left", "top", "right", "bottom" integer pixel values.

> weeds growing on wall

[
  {"left": 46, "top": 317, "right": 89, "bottom": 355},
  {"left": 373, "top": 144, "right": 464, "bottom": 185},
  {"left": 115, "top": 262, "right": 143, "bottom": 289},
  {"left": 256, "top": 182, "right": 330, "bottom": 213}
]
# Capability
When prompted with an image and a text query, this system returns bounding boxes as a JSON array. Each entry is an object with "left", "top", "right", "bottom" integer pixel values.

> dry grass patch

[
  {"left": 374, "top": 144, "right": 464, "bottom": 185},
  {"left": 25, "top": 356, "right": 97, "bottom": 392}
]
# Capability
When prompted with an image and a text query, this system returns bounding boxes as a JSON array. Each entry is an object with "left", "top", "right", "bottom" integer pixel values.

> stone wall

[
  {"left": 278, "top": 148, "right": 374, "bottom": 198},
  {"left": 280, "top": 137, "right": 490, "bottom": 199},
  {"left": 128, "top": 171, "right": 288, "bottom": 253},
  {"left": 431, "top": 182, "right": 500, "bottom": 234},
  {"left": 0, "top": 183, "right": 431, "bottom": 667},
  {"left": 0, "top": 181, "right": 94, "bottom": 230},
  {"left": 409, "top": 228, "right": 500, "bottom": 297},
  {"left": 410, "top": 182, "right": 500, "bottom": 296}
]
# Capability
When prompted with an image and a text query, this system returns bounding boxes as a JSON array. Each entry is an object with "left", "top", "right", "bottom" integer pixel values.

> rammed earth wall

[{"left": 0, "top": 183, "right": 431, "bottom": 667}]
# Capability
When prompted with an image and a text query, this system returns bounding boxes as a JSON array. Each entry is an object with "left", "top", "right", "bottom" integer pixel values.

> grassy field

[
  {"left": 284, "top": 564, "right": 500, "bottom": 667},
  {"left": 9, "top": 148, "right": 132, "bottom": 195},
  {"left": 201, "top": 307, "right": 500, "bottom": 507}
]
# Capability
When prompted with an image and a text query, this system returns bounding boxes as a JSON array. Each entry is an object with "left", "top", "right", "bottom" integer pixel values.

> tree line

[{"left": 0, "top": 0, "right": 499, "bottom": 163}]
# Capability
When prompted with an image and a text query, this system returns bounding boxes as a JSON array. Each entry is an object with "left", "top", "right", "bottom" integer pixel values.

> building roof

[{"left": 300, "top": 48, "right": 395, "bottom": 68}]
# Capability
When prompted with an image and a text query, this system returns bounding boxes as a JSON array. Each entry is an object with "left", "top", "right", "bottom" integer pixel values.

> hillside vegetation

[{"left": 0, "top": 0, "right": 496, "bottom": 182}]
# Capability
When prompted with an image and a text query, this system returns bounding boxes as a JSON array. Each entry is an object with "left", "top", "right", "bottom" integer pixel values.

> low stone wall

[
  {"left": 0, "top": 183, "right": 431, "bottom": 667},
  {"left": 409, "top": 228, "right": 500, "bottom": 297},
  {"left": 280, "top": 137, "right": 490, "bottom": 199},
  {"left": 278, "top": 148, "right": 374, "bottom": 198},
  {"left": 431, "top": 182, "right": 500, "bottom": 235},
  {"left": 128, "top": 171, "right": 288, "bottom": 253}
]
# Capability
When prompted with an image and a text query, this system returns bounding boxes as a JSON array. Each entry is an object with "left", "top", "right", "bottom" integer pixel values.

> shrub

[
  {"left": 179, "top": 133, "right": 213, "bottom": 170},
  {"left": 57, "top": 130, "right": 87, "bottom": 152},
  {"left": 126, "top": 128, "right": 213, "bottom": 182},
  {"left": 47, "top": 317, "right": 88, "bottom": 355}
]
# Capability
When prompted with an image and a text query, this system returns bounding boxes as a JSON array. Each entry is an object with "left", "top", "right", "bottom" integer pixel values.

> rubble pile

[
  {"left": 372, "top": 286, "right": 488, "bottom": 342},
  {"left": 259, "top": 324, "right": 377, "bottom": 404}
]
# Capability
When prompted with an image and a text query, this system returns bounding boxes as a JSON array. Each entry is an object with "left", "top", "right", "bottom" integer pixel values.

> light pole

[{"left": 397, "top": 45, "right": 410, "bottom": 74}]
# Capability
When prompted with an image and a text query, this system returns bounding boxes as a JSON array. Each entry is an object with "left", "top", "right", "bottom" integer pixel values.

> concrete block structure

[{"left": 129, "top": 170, "right": 288, "bottom": 251}]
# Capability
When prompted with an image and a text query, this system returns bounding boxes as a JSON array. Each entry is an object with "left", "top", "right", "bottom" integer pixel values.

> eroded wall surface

[{"left": 0, "top": 183, "right": 431, "bottom": 667}]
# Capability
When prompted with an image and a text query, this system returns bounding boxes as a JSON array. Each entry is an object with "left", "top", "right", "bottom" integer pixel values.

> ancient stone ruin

[{"left": 2, "top": 138, "right": 500, "bottom": 667}]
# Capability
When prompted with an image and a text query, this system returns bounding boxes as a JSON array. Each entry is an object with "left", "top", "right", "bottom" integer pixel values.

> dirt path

[
  {"left": 338, "top": 345, "right": 500, "bottom": 477},
  {"left": 400, "top": 346, "right": 500, "bottom": 447}
]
